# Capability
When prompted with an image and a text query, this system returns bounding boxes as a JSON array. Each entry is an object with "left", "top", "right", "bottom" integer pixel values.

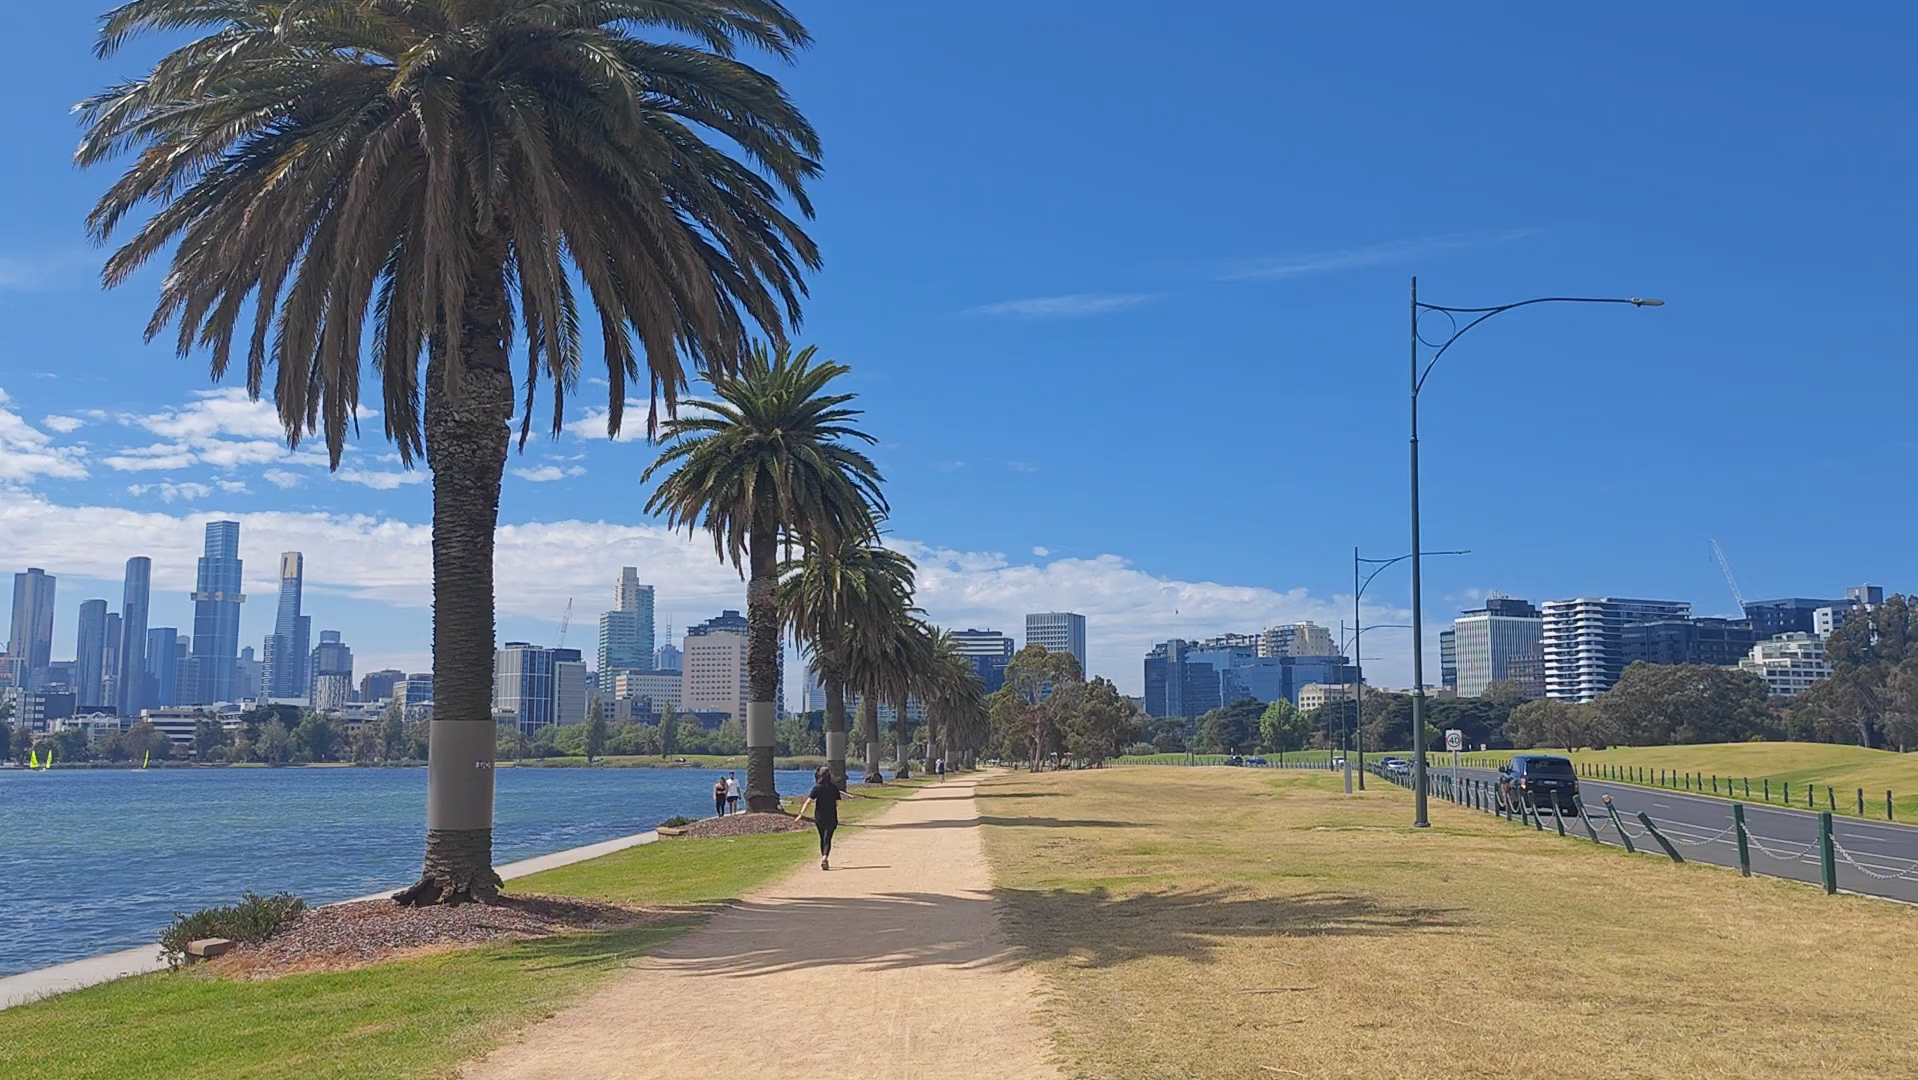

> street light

[
  {"left": 1352, "top": 548, "right": 1465, "bottom": 794},
  {"left": 1338, "top": 620, "right": 1408, "bottom": 795},
  {"left": 1407, "top": 278, "right": 1663, "bottom": 827}
]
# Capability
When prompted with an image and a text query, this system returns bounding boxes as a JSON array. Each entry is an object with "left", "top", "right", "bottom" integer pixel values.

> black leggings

[
  {"left": 714, "top": 795, "right": 726, "bottom": 817},
  {"left": 815, "top": 819, "right": 837, "bottom": 856}
]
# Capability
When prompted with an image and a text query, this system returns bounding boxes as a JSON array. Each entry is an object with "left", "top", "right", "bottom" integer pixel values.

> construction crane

[
  {"left": 1710, "top": 540, "right": 1746, "bottom": 610},
  {"left": 557, "top": 597, "right": 574, "bottom": 649}
]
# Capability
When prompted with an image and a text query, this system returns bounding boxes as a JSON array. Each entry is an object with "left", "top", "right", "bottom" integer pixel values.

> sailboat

[{"left": 141, "top": 750, "right": 151, "bottom": 770}]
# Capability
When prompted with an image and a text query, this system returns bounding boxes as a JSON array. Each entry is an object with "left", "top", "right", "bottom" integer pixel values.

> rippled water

[{"left": 0, "top": 765, "right": 823, "bottom": 976}]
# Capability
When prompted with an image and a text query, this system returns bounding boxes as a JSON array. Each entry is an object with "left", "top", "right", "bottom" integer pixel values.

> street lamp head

[{"left": 1630, "top": 297, "right": 1665, "bottom": 307}]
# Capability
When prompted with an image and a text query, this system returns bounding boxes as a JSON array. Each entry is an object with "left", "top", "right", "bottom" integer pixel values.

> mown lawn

[
  {"left": 979, "top": 766, "right": 1918, "bottom": 1080},
  {"left": 0, "top": 773, "right": 945, "bottom": 1080}
]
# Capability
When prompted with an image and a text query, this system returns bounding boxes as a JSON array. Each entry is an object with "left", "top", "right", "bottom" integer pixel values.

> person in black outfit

[
  {"left": 712, "top": 776, "right": 728, "bottom": 819},
  {"left": 794, "top": 766, "right": 862, "bottom": 869}
]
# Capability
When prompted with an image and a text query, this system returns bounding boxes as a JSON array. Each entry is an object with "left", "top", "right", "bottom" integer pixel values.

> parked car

[
  {"left": 1225, "top": 755, "right": 1245, "bottom": 766},
  {"left": 1498, "top": 754, "right": 1581, "bottom": 813},
  {"left": 1246, "top": 756, "right": 1268, "bottom": 766},
  {"left": 1380, "top": 757, "right": 1411, "bottom": 776}
]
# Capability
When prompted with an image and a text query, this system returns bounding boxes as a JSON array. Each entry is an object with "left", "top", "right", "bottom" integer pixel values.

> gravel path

[{"left": 461, "top": 775, "right": 1062, "bottom": 1079}]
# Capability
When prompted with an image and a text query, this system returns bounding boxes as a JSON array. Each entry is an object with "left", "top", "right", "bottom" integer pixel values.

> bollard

[
  {"left": 1819, "top": 811, "right": 1837, "bottom": 895},
  {"left": 1784, "top": 780, "right": 1789, "bottom": 804},
  {"left": 1603, "top": 797, "right": 1636, "bottom": 854},
  {"left": 1733, "top": 803, "right": 1751, "bottom": 877},
  {"left": 1712, "top": 775, "right": 1718, "bottom": 795},
  {"left": 1859, "top": 788, "right": 1865, "bottom": 816},
  {"left": 1828, "top": 787, "right": 1836, "bottom": 813},
  {"left": 1549, "top": 801, "right": 1567, "bottom": 837},
  {"left": 1744, "top": 777, "right": 1750, "bottom": 798},
  {"left": 1637, "top": 812, "right": 1684, "bottom": 863},
  {"left": 1573, "top": 795, "right": 1601, "bottom": 842},
  {"left": 1890, "top": 790, "right": 1895, "bottom": 821},
  {"left": 1765, "top": 778, "right": 1770, "bottom": 802}
]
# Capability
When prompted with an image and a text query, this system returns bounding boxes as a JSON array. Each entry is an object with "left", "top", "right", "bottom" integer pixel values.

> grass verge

[
  {"left": 0, "top": 775, "right": 949, "bottom": 1080},
  {"left": 1459, "top": 741, "right": 1918, "bottom": 819},
  {"left": 978, "top": 766, "right": 1918, "bottom": 1080}
]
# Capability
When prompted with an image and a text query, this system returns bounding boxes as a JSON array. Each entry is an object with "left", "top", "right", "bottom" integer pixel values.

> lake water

[{"left": 0, "top": 765, "right": 827, "bottom": 977}]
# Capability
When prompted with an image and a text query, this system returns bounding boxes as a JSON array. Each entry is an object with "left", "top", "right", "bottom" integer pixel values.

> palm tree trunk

[
  {"left": 394, "top": 264, "right": 513, "bottom": 907},
  {"left": 859, "top": 690, "right": 881, "bottom": 783},
  {"left": 894, "top": 694, "right": 912, "bottom": 780},
  {"left": 824, "top": 670, "right": 848, "bottom": 789},
  {"left": 744, "top": 523, "right": 781, "bottom": 811}
]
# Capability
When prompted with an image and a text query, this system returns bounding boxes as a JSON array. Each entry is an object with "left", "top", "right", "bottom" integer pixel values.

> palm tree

[
  {"left": 646, "top": 344, "right": 884, "bottom": 809},
  {"left": 921, "top": 627, "right": 984, "bottom": 772},
  {"left": 845, "top": 596, "right": 918, "bottom": 783},
  {"left": 80, "top": 0, "right": 820, "bottom": 904},
  {"left": 886, "top": 619, "right": 935, "bottom": 780},
  {"left": 779, "top": 540, "right": 915, "bottom": 788}
]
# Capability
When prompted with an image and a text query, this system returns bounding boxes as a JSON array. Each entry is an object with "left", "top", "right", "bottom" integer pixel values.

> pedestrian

[
  {"left": 794, "top": 766, "right": 862, "bottom": 870},
  {"left": 725, "top": 771, "right": 742, "bottom": 815},
  {"left": 936, "top": 758, "right": 946, "bottom": 777},
  {"left": 712, "top": 775, "right": 728, "bottom": 819}
]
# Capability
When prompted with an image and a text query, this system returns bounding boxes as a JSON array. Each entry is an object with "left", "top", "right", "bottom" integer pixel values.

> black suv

[{"left": 1499, "top": 755, "right": 1581, "bottom": 813}]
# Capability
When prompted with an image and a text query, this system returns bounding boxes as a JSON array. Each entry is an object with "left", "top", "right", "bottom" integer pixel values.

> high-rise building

[
  {"left": 1813, "top": 584, "right": 1886, "bottom": 638},
  {"left": 555, "top": 657, "right": 589, "bottom": 726},
  {"left": 1439, "top": 630, "right": 1458, "bottom": 693},
  {"left": 234, "top": 645, "right": 262, "bottom": 701},
  {"left": 616, "top": 669, "right": 682, "bottom": 710},
  {"left": 264, "top": 551, "right": 310, "bottom": 699},
  {"left": 1449, "top": 596, "right": 1544, "bottom": 699},
  {"left": 1740, "top": 633, "right": 1831, "bottom": 697},
  {"left": 190, "top": 520, "right": 245, "bottom": 704},
  {"left": 1621, "top": 616, "right": 1756, "bottom": 668},
  {"left": 6, "top": 568, "right": 57, "bottom": 691},
  {"left": 597, "top": 611, "right": 649, "bottom": 689},
  {"left": 1143, "top": 640, "right": 1221, "bottom": 720},
  {"left": 655, "top": 642, "right": 682, "bottom": 671},
  {"left": 1025, "top": 612, "right": 1087, "bottom": 675},
  {"left": 360, "top": 668, "right": 406, "bottom": 703},
  {"left": 1541, "top": 597, "right": 1692, "bottom": 703},
  {"left": 101, "top": 611, "right": 122, "bottom": 712},
  {"left": 951, "top": 628, "right": 1015, "bottom": 694},
  {"left": 117, "top": 557, "right": 152, "bottom": 717},
  {"left": 682, "top": 610, "right": 750, "bottom": 722},
  {"left": 74, "top": 598, "right": 109, "bottom": 709},
  {"left": 1259, "top": 622, "right": 1336, "bottom": 659},
  {"left": 145, "top": 627, "right": 181, "bottom": 707},
  {"left": 493, "top": 644, "right": 583, "bottom": 734},
  {"left": 395, "top": 673, "right": 434, "bottom": 714},
  {"left": 310, "top": 629, "right": 354, "bottom": 706}
]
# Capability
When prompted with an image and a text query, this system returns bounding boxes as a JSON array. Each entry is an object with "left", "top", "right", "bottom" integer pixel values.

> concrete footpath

[
  {"left": 462, "top": 775, "right": 1062, "bottom": 1080},
  {"left": 0, "top": 830, "right": 662, "bottom": 1010}
]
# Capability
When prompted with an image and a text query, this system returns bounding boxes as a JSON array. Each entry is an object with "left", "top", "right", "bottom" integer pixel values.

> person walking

[
  {"left": 712, "top": 775, "right": 728, "bottom": 819},
  {"left": 724, "top": 771, "right": 742, "bottom": 815},
  {"left": 794, "top": 766, "right": 861, "bottom": 870}
]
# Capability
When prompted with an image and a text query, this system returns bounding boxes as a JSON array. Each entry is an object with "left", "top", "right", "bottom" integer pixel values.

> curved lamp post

[
  {"left": 1352, "top": 548, "right": 1465, "bottom": 794},
  {"left": 1407, "top": 278, "right": 1663, "bottom": 827}
]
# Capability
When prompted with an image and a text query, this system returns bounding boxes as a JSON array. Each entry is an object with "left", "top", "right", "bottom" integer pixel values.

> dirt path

[{"left": 462, "top": 775, "right": 1061, "bottom": 1079}]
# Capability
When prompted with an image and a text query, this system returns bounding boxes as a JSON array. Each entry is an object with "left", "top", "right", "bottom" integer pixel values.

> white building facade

[
  {"left": 1542, "top": 598, "right": 1692, "bottom": 703},
  {"left": 1740, "top": 633, "right": 1830, "bottom": 697},
  {"left": 1025, "top": 611, "right": 1087, "bottom": 675}
]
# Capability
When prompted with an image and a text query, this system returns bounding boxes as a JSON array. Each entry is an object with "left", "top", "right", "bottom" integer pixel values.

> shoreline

[{"left": 0, "top": 828, "right": 662, "bottom": 1011}]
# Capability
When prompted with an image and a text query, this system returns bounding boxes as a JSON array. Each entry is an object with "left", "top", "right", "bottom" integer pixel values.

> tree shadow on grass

[
  {"left": 867, "top": 816, "right": 1139, "bottom": 830},
  {"left": 997, "top": 886, "right": 1462, "bottom": 969}
]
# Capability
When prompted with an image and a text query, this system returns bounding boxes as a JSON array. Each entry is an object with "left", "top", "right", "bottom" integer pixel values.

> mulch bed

[
  {"left": 209, "top": 893, "right": 656, "bottom": 979},
  {"left": 672, "top": 811, "right": 812, "bottom": 839}
]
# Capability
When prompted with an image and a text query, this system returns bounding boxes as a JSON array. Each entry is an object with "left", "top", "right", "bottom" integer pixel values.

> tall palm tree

[
  {"left": 921, "top": 627, "right": 984, "bottom": 771},
  {"left": 845, "top": 595, "right": 917, "bottom": 783},
  {"left": 647, "top": 344, "right": 884, "bottom": 809},
  {"left": 80, "top": 0, "right": 820, "bottom": 904},
  {"left": 779, "top": 540, "right": 915, "bottom": 787},
  {"left": 883, "top": 616, "right": 934, "bottom": 780}
]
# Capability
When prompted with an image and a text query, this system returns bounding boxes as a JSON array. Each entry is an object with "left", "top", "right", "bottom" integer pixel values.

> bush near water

[{"left": 158, "top": 892, "right": 306, "bottom": 970}]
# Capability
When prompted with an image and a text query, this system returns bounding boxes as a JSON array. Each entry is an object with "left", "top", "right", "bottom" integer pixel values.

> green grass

[
  {"left": 1456, "top": 741, "right": 1918, "bottom": 819},
  {"left": 508, "top": 753, "right": 831, "bottom": 770},
  {"left": 0, "top": 791, "right": 882, "bottom": 1080}
]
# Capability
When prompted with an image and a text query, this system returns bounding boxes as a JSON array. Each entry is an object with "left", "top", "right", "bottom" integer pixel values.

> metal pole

[
  {"left": 1409, "top": 276, "right": 1429, "bottom": 828},
  {"left": 1352, "top": 549, "right": 1365, "bottom": 791}
]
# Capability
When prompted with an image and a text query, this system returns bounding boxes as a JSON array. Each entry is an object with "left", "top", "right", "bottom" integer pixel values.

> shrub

[
  {"left": 659, "top": 815, "right": 696, "bottom": 828},
  {"left": 159, "top": 891, "right": 306, "bottom": 970}
]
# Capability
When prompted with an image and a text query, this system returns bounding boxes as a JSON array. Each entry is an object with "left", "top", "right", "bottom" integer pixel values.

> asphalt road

[{"left": 1435, "top": 766, "right": 1918, "bottom": 905}]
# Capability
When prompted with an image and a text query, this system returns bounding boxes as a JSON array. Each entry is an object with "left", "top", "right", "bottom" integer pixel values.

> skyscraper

[
  {"left": 117, "top": 557, "right": 152, "bottom": 717},
  {"left": 264, "top": 551, "right": 309, "bottom": 698},
  {"left": 310, "top": 629, "right": 355, "bottom": 707},
  {"left": 101, "top": 611, "right": 122, "bottom": 712},
  {"left": 1450, "top": 596, "right": 1545, "bottom": 699},
  {"left": 190, "top": 520, "right": 245, "bottom": 704},
  {"left": 75, "top": 598, "right": 109, "bottom": 708},
  {"left": 1024, "top": 612, "right": 1087, "bottom": 675},
  {"left": 951, "top": 628, "right": 1016, "bottom": 694},
  {"left": 234, "top": 645, "right": 263, "bottom": 701},
  {"left": 146, "top": 627, "right": 181, "bottom": 707},
  {"left": 6, "top": 568, "right": 57, "bottom": 690},
  {"left": 598, "top": 567, "right": 656, "bottom": 693},
  {"left": 1541, "top": 597, "right": 1692, "bottom": 703}
]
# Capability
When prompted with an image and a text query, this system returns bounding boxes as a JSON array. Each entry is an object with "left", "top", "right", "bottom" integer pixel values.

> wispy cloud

[
  {"left": 1221, "top": 231, "right": 1537, "bottom": 282},
  {"left": 512, "top": 464, "right": 586, "bottom": 483},
  {"left": 42, "top": 415, "right": 83, "bottom": 434},
  {"left": 966, "top": 293, "right": 1155, "bottom": 318},
  {"left": 335, "top": 467, "right": 423, "bottom": 490}
]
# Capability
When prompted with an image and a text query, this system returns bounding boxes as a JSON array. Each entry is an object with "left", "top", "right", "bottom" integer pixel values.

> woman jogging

[{"left": 794, "top": 766, "right": 861, "bottom": 870}]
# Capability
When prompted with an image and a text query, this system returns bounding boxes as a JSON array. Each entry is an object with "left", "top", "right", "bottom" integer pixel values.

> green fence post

[
  {"left": 1603, "top": 797, "right": 1636, "bottom": 854},
  {"left": 1637, "top": 812, "right": 1684, "bottom": 863},
  {"left": 1743, "top": 777, "right": 1750, "bottom": 798},
  {"left": 1573, "top": 795, "right": 1601, "bottom": 842},
  {"left": 1549, "top": 801, "right": 1567, "bottom": 837},
  {"left": 1764, "top": 777, "right": 1770, "bottom": 801},
  {"left": 1712, "top": 775, "right": 1718, "bottom": 794},
  {"left": 1529, "top": 796, "right": 1542, "bottom": 831},
  {"left": 1858, "top": 788, "right": 1865, "bottom": 816},
  {"left": 1733, "top": 803, "right": 1751, "bottom": 877},
  {"left": 1889, "top": 790, "right": 1895, "bottom": 821},
  {"left": 1828, "top": 787, "right": 1836, "bottom": 812},
  {"left": 1784, "top": 780, "right": 1789, "bottom": 804},
  {"left": 1819, "top": 811, "right": 1837, "bottom": 895}
]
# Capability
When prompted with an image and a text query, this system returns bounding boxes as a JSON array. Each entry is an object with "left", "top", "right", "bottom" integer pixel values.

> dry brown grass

[{"left": 978, "top": 766, "right": 1918, "bottom": 1080}]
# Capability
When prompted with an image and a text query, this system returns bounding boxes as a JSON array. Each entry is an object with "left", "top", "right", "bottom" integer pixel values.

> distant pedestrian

[
  {"left": 725, "top": 772, "right": 742, "bottom": 815},
  {"left": 712, "top": 776, "right": 728, "bottom": 819},
  {"left": 936, "top": 758, "right": 946, "bottom": 777},
  {"left": 795, "top": 766, "right": 862, "bottom": 870}
]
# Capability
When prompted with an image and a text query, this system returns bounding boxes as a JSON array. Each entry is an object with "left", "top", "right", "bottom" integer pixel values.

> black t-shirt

[{"left": 808, "top": 782, "right": 843, "bottom": 824}]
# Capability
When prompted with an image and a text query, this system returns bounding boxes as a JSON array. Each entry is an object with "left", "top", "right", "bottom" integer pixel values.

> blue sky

[{"left": 1, "top": 2, "right": 1913, "bottom": 694}]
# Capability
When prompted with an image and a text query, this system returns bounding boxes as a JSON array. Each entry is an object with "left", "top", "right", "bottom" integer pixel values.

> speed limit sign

[{"left": 1445, "top": 729, "right": 1463, "bottom": 752}]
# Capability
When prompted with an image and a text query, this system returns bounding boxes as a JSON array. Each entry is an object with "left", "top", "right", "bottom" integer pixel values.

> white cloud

[
  {"left": 513, "top": 465, "right": 586, "bottom": 482},
  {"left": 216, "top": 480, "right": 249, "bottom": 494},
  {"left": 102, "top": 443, "right": 198, "bottom": 472},
  {"left": 134, "top": 388, "right": 286, "bottom": 441},
  {"left": 262, "top": 469, "right": 302, "bottom": 489},
  {"left": 1032, "top": 546, "right": 1050, "bottom": 557},
  {"left": 966, "top": 293, "right": 1154, "bottom": 318},
  {"left": 0, "top": 388, "right": 89, "bottom": 481},
  {"left": 126, "top": 481, "right": 214, "bottom": 503},
  {"left": 334, "top": 468, "right": 424, "bottom": 490},
  {"left": 108, "top": 388, "right": 329, "bottom": 474},
  {"left": 42, "top": 415, "right": 83, "bottom": 433},
  {"left": 1220, "top": 231, "right": 1537, "bottom": 282}
]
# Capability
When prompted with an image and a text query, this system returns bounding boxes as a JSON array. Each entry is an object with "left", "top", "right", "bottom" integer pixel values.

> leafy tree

[
  {"left": 294, "top": 713, "right": 343, "bottom": 762},
  {"left": 1258, "top": 699, "right": 1310, "bottom": 759},
  {"left": 1143, "top": 715, "right": 1189, "bottom": 754},
  {"left": 660, "top": 704, "right": 681, "bottom": 759},
  {"left": 1791, "top": 595, "right": 1918, "bottom": 747},
  {"left": 379, "top": 702, "right": 408, "bottom": 761},
  {"left": 11, "top": 724, "right": 35, "bottom": 763},
  {"left": 584, "top": 700, "right": 608, "bottom": 761},
  {"left": 1504, "top": 699, "right": 1604, "bottom": 749},
  {"left": 1595, "top": 663, "right": 1772, "bottom": 745},
  {"left": 192, "top": 718, "right": 228, "bottom": 761},
  {"left": 257, "top": 720, "right": 293, "bottom": 765},
  {"left": 124, "top": 720, "right": 174, "bottom": 762},
  {"left": 351, "top": 723, "right": 383, "bottom": 764},
  {"left": 51, "top": 728, "right": 92, "bottom": 763},
  {"left": 1062, "top": 677, "right": 1141, "bottom": 766},
  {"left": 1195, "top": 697, "right": 1264, "bottom": 754},
  {"left": 998, "top": 645, "right": 1085, "bottom": 770},
  {"left": 646, "top": 345, "right": 886, "bottom": 808},
  {"left": 83, "top": 0, "right": 822, "bottom": 905}
]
